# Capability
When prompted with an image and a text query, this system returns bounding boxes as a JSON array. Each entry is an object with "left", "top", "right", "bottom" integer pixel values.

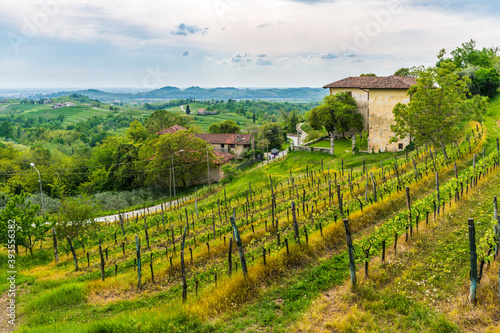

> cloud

[
  {"left": 231, "top": 52, "right": 251, "bottom": 63},
  {"left": 285, "top": 0, "right": 335, "bottom": 3},
  {"left": 258, "top": 23, "right": 273, "bottom": 28},
  {"left": 256, "top": 58, "right": 272, "bottom": 66},
  {"left": 181, "top": 51, "right": 190, "bottom": 56},
  {"left": 319, "top": 53, "right": 338, "bottom": 59},
  {"left": 170, "top": 23, "right": 208, "bottom": 36}
]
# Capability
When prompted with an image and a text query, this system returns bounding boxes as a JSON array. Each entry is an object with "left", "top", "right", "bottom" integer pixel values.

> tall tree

[
  {"left": 260, "top": 123, "right": 283, "bottom": 149},
  {"left": 472, "top": 67, "right": 500, "bottom": 98},
  {"left": 0, "top": 191, "right": 49, "bottom": 256},
  {"left": 309, "top": 92, "right": 363, "bottom": 137},
  {"left": 394, "top": 68, "right": 411, "bottom": 76},
  {"left": 146, "top": 130, "right": 217, "bottom": 188},
  {"left": 126, "top": 120, "right": 148, "bottom": 143},
  {"left": 0, "top": 121, "right": 14, "bottom": 139},
  {"left": 391, "top": 62, "right": 487, "bottom": 159},
  {"left": 185, "top": 104, "right": 191, "bottom": 115},
  {"left": 144, "top": 110, "right": 192, "bottom": 134},
  {"left": 56, "top": 196, "right": 100, "bottom": 240},
  {"left": 208, "top": 120, "right": 241, "bottom": 134}
]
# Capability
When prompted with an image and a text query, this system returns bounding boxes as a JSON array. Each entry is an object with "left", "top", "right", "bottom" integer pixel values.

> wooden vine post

[
  {"left": 343, "top": 219, "right": 356, "bottom": 290},
  {"left": 291, "top": 201, "right": 300, "bottom": 244},
  {"left": 370, "top": 172, "right": 377, "bottom": 202},
  {"left": 143, "top": 216, "right": 150, "bottom": 248},
  {"left": 228, "top": 237, "right": 233, "bottom": 276},
  {"left": 230, "top": 214, "right": 248, "bottom": 276},
  {"left": 135, "top": 236, "right": 142, "bottom": 289},
  {"left": 337, "top": 185, "right": 343, "bottom": 216},
  {"left": 119, "top": 214, "right": 125, "bottom": 236},
  {"left": 66, "top": 236, "right": 78, "bottom": 271},
  {"left": 181, "top": 226, "right": 188, "bottom": 302},
  {"left": 52, "top": 227, "right": 58, "bottom": 263},
  {"left": 98, "top": 242, "right": 105, "bottom": 281},
  {"left": 406, "top": 187, "right": 412, "bottom": 238},
  {"left": 436, "top": 172, "right": 440, "bottom": 215},
  {"left": 468, "top": 218, "right": 477, "bottom": 305}
]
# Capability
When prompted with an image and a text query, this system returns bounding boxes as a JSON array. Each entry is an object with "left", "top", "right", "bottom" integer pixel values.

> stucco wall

[
  {"left": 329, "top": 87, "right": 369, "bottom": 134},
  {"left": 327, "top": 87, "right": 410, "bottom": 153},
  {"left": 368, "top": 89, "right": 410, "bottom": 152},
  {"left": 211, "top": 144, "right": 249, "bottom": 157}
]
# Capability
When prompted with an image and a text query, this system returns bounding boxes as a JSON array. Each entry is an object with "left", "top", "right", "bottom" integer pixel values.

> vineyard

[{"left": 4, "top": 108, "right": 500, "bottom": 332}]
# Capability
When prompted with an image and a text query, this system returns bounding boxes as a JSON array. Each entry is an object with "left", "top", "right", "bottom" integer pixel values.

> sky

[{"left": 0, "top": 0, "right": 499, "bottom": 89}]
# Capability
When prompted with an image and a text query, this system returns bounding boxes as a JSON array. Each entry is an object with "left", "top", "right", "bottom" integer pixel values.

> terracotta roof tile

[
  {"left": 194, "top": 133, "right": 253, "bottom": 145},
  {"left": 213, "top": 150, "right": 236, "bottom": 165},
  {"left": 323, "top": 75, "right": 416, "bottom": 89},
  {"left": 155, "top": 125, "right": 187, "bottom": 135}
]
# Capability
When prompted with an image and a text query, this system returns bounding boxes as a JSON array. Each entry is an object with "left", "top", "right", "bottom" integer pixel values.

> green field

[
  {"left": 1, "top": 104, "right": 114, "bottom": 123},
  {"left": 161, "top": 103, "right": 258, "bottom": 132}
]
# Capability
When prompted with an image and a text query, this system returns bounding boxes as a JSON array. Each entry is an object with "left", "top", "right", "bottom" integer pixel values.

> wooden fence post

[
  {"left": 343, "top": 219, "right": 356, "bottom": 290},
  {"left": 468, "top": 218, "right": 477, "bottom": 305}
]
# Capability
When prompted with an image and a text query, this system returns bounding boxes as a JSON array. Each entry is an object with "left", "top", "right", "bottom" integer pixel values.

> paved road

[
  {"left": 95, "top": 196, "right": 190, "bottom": 223},
  {"left": 261, "top": 149, "right": 288, "bottom": 166},
  {"left": 287, "top": 134, "right": 299, "bottom": 146}
]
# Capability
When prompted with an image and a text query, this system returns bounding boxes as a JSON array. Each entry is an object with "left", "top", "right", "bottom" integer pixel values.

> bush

[
  {"left": 354, "top": 130, "right": 368, "bottom": 152},
  {"left": 304, "top": 130, "right": 323, "bottom": 143},
  {"left": 221, "top": 165, "right": 240, "bottom": 185},
  {"left": 241, "top": 148, "right": 263, "bottom": 159}
]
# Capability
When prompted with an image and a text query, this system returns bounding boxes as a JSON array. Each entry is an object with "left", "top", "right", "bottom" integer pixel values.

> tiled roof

[
  {"left": 323, "top": 75, "right": 416, "bottom": 89},
  {"left": 213, "top": 150, "right": 236, "bottom": 165},
  {"left": 155, "top": 125, "right": 187, "bottom": 135},
  {"left": 194, "top": 133, "right": 253, "bottom": 145}
]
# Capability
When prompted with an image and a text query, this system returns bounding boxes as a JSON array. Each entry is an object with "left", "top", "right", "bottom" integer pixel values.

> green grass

[
  {"left": 1, "top": 103, "right": 114, "bottom": 123},
  {"left": 215, "top": 254, "right": 350, "bottom": 332},
  {"left": 191, "top": 113, "right": 256, "bottom": 132},
  {"left": 8, "top": 95, "right": 500, "bottom": 333},
  {"left": 159, "top": 103, "right": 257, "bottom": 132}
]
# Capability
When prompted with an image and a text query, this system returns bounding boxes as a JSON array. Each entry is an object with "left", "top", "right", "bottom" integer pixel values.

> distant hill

[{"left": 26, "top": 86, "right": 326, "bottom": 102}]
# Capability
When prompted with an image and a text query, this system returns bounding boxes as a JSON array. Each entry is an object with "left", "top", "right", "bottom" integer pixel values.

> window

[
  {"left": 221, "top": 144, "right": 225, "bottom": 148},
  {"left": 229, "top": 144, "right": 236, "bottom": 148},
  {"left": 346, "top": 91, "right": 352, "bottom": 97},
  {"left": 398, "top": 143, "right": 404, "bottom": 150}
]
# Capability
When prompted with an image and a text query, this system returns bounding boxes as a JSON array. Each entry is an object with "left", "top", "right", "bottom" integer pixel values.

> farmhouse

[
  {"left": 156, "top": 125, "right": 253, "bottom": 157},
  {"left": 323, "top": 75, "right": 416, "bottom": 152},
  {"left": 155, "top": 125, "right": 239, "bottom": 183},
  {"left": 194, "top": 133, "right": 253, "bottom": 157}
]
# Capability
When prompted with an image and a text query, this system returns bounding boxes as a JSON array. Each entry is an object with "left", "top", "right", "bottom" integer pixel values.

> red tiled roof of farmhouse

[
  {"left": 155, "top": 125, "right": 187, "bottom": 135},
  {"left": 213, "top": 150, "right": 236, "bottom": 165},
  {"left": 323, "top": 75, "right": 416, "bottom": 89},
  {"left": 194, "top": 133, "right": 253, "bottom": 145}
]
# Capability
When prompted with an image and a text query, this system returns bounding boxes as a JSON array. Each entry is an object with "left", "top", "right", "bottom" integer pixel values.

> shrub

[{"left": 354, "top": 130, "right": 368, "bottom": 152}]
